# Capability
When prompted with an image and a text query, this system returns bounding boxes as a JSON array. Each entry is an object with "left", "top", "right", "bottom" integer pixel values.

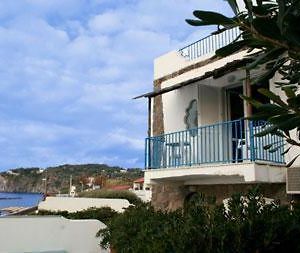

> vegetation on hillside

[
  {"left": 0, "top": 164, "right": 143, "bottom": 193},
  {"left": 187, "top": 0, "right": 300, "bottom": 165}
]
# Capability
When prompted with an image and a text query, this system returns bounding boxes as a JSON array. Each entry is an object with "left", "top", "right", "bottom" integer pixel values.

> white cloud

[
  {"left": 0, "top": 0, "right": 232, "bottom": 170},
  {"left": 89, "top": 12, "right": 123, "bottom": 34}
]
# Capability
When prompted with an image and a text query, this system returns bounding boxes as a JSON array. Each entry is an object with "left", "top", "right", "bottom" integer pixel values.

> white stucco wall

[
  {"left": 162, "top": 81, "right": 225, "bottom": 134},
  {"left": 198, "top": 84, "right": 223, "bottom": 125},
  {"left": 0, "top": 216, "right": 108, "bottom": 253},
  {"left": 38, "top": 197, "right": 130, "bottom": 213},
  {"left": 162, "top": 82, "right": 198, "bottom": 134}
]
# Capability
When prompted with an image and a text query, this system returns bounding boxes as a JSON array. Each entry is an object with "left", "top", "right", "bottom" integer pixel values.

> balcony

[
  {"left": 179, "top": 27, "right": 241, "bottom": 61},
  {"left": 145, "top": 119, "right": 285, "bottom": 170}
]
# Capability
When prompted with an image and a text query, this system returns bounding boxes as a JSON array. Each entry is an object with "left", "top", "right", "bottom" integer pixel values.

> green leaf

[
  {"left": 281, "top": 146, "right": 292, "bottom": 155},
  {"left": 215, "top": 40, "right": 247, "bottom": 57},
  {"left": 243, "top": 0, "right": 253, "bottom": 22},
  {"left": 277, "top": 116, "right": 300, "bottom": 131},
  {"left": 268, "top": 143, "right": 285, "bottom": 153},
  {"left": 185, "top": 19, "right": 212, "bottom": 26},
  {"left": 255, "top": 125, "right": 277, "bottom": 137},
  {"left": 286, "top": 154, "right": 300, "bottom": 167},
  {"left": 252, "top": 18, "right": 282, "bottom": 41},
  {"left": 282, "top": 87, "right": 296, "bottom": 98},
  {"left": 246, "top": 48, "right": 285, "bottom": 70},
  {"left": 258, "top": 88, "right": 288, "bottom": 108},
  {"left": 268, "top": 114, "right": 296, "bottom": 125},
  {"left": 227, "top": 0, "right": 239, "bottom": 15},
  {"left": 193, "top": 10, "right": 235, "bottom": 26},
  {"left": 257, "top": 104, "right": 288, "bottom": 115},
  {"left": 263, "top": 144, "right": 273, "bottom": 150},
  {"left": 240, "top": 95, "right": 263, "bottom": 108},
  {"left": 287, "top": 96, "right": 300, "bottom": 108}
]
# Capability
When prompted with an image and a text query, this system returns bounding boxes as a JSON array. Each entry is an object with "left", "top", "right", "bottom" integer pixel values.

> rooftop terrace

[{"left": 179, "top": 27, "right": 241, "bottom": 61}]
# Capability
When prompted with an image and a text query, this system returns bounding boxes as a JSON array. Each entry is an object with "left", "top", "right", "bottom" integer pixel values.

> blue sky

[{"left": 0, "top": 0, "right": 232, "bottom": 171}]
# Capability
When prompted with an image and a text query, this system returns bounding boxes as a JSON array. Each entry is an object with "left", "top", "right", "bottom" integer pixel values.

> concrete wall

[
  {"left": 0, "top": 216, "right": 108, "bottom": 253},
  {"left": 131, "top": 189, "right": 152, "bottom": 202},
  {"left": 38, "top": 197, "right": 130, "bottom": 213}
]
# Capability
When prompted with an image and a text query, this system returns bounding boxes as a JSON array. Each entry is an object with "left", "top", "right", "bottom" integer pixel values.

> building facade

[{"left": 136, "top": 26, "right": 300, "bottom": 210}]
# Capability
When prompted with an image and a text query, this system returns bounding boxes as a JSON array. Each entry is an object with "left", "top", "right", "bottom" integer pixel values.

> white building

[{"left": 135, "top": 25, "right": 300, "bottom": 210}]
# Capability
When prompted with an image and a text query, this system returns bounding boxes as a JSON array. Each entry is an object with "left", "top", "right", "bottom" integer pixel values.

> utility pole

[{"left": 42, "top": 171, "right": 48, "bottom": 199}]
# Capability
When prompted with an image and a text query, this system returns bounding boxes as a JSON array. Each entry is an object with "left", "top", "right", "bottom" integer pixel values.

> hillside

[{"left": 0, "top": 164, "right": 143, "bottom": 193}]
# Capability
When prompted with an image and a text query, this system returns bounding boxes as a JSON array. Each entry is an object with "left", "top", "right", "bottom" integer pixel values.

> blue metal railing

[
  {"left": 179, "top": 27, "right": 241, "bottom": 61},
  {"left": 145, "top": 119, "right": 285, "bottom": 169}
]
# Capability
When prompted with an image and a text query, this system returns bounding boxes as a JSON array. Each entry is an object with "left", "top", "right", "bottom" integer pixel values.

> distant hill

[{"left": 0, "top": 164, "right": 143, "bottom": 193}]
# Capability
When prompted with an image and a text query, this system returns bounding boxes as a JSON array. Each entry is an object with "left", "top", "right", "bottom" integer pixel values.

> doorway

[
  {"left": 226, "top": 85, "right": 245, "bottom": 162},
  {"left": 227, "top": 85, "right": 244, "bottom": 120}
]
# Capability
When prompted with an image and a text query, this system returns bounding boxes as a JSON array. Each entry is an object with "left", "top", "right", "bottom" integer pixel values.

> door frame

[{"left": 224, "top": 82, "right": 245, "bottom": 122}]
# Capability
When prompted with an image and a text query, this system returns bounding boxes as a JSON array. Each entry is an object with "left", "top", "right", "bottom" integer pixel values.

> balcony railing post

[{"left": 249, "top": 120, "right": 256, "bottom": 162}]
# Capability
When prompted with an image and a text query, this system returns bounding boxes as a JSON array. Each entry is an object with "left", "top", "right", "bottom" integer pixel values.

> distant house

[
  {"left": 6, "top": 170, "right": 19, "bottom": 176},
  {"left": 135, "top": 2, "right": 300, "bottom": 210},
  {"left": 133, "top": 177, "right": 144, "bottom": 190}
]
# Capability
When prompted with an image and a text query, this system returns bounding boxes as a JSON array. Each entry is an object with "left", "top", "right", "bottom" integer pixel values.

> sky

[{"left": 0, "top": 0, "right": 232, "bottom": 171}]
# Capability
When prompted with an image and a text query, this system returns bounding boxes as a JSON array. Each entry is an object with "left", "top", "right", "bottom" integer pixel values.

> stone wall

[
  {"left": 151, "top": 182, "right": 188, "bottom": 210},
  {"left": 151, "top": 182, "right": 289, "bottom": 211},
  {"left": 152, "top": 80, "right": 164, "bottom": 136}
]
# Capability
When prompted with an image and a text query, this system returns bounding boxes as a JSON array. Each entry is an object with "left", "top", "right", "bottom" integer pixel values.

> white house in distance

[{"left": 135, "top": 14, "right": 300, "bottom": 210}]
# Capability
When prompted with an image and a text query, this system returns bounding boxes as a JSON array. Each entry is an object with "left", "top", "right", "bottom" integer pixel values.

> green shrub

[
  {"left": 78, "top": 189, "right": 143, "bottom": 205},
  {"left": 99, "top": 189, "right": 300, "bottom": 253},
  {"left": 38, "top": 207, "right": 118, "bottom": 224}
]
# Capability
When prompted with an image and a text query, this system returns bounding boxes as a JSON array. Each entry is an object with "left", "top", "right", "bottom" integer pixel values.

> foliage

[
  {"left": 37, "top": 207, "right": 118, "bottom": 225},
  {"left": 0, "top": 164, "right": 143, "bottom": 193},
  {"left": 186, "top": 0, "right": 300, "bottom": 165},
  {"left": 78, "top": 189, "right": 143, "bottom": 206},
  {"left": 99, "top": 189, "right": 300, "bottom": 253}
]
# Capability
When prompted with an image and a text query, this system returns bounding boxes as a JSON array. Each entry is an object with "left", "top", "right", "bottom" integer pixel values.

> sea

[{"left": 0, "top": 192, "right": 43, "bottom": 215}]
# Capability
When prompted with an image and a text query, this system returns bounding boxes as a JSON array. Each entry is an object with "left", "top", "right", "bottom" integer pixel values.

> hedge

[{"left": 99, "top": 189, "right": 300, "bottom": 253}]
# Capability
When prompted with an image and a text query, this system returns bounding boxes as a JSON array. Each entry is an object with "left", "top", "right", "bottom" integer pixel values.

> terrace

[
  {"left": 179, "top": 27, "right": 241, "bottom": 61},
  {"left": 145, "top": 119, "right": 285, "bottom": 170}
]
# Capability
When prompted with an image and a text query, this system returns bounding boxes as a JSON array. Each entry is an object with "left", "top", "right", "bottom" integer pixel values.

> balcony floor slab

[{"left": 145, "top": 162, "right": 286, "bottom": 186}]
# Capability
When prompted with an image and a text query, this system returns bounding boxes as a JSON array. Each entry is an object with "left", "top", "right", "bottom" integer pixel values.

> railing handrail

[
  {"left": 145, "top": 119, "right": 285, "bottom": 169},
  {"left": 148, "top": 118, "right": 244, "bottom": 139},
  {"left": 179, "top": 27, "right": 241, "bottom": 61}
]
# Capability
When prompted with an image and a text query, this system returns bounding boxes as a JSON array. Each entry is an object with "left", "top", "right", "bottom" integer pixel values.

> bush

[
  {"left": 38, "top": 207, "right": 118, "bottom": 225},
  {"left": 78, "top": 189, "right": 143, "bottom": 205},
  {"left": 99, "top": 189, "right": 300, "bottom": 253}
]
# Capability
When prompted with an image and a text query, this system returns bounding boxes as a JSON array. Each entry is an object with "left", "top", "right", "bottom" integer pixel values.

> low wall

[
  {"left": 38, "top": 197, "right": 130, "bottom": 213},
  {"left": 0, "top": 216, "right": 108, "bottom": 253}
]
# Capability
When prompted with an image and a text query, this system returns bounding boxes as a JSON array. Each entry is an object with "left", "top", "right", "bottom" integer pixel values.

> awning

[{"left": 134, "top": 58, "right": 252, "bottom": 99}]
